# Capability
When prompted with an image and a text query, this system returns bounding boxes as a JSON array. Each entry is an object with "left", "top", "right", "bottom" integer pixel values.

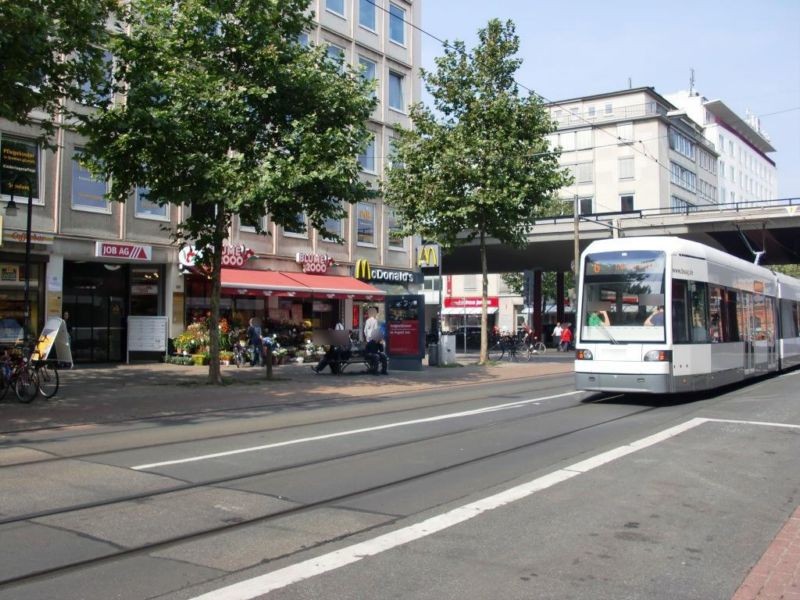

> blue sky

[{"left": 420, "top": 0, "right": 800, "bottom": 198}]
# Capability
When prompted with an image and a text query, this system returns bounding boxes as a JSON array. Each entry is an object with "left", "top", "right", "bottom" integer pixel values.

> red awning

[
  {"left": 220, "top": 268, "right": 384, "bottom": 299},
  {"left": 283, "top": 272, "right": 385, "bottom": 298}
]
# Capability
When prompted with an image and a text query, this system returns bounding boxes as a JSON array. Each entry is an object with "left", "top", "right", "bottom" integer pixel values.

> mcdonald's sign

[
  {"left": 417, "top": 245, "right": 438, "bottom": 268},
  {"left": 355, "top": 259, "right": 372, "bottom": 280}
]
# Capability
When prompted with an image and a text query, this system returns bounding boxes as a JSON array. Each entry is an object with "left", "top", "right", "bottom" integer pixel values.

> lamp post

[{"left": 4, "top": 173, "right": 34, "bottom": 345}]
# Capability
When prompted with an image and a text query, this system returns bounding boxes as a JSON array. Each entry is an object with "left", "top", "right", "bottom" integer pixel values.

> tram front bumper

[{"left": 575, "top": 371, "right": 672, "bottom": 394}]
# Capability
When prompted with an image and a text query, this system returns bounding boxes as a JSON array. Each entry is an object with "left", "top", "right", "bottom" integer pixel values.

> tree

[
  {"left": 79, "top": 0, "right": 376, "bottom": 384},
  {"left": 384, "top": 19, "right": 571, "bottom": 364},
  {"left": 0, "top": 0, "right": 116, "bottom": 140}
]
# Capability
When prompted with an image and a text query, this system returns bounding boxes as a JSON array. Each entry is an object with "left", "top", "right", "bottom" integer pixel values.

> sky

[{"left": 419, "top": 0, "right": 800, "bottom": 199}]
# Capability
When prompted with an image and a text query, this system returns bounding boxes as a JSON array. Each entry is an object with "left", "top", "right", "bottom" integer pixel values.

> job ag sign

[{"left": 353, "top": 259, "right": 422, "bottom": 285}]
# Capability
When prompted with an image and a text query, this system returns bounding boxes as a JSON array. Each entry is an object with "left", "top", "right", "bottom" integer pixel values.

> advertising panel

[{"left": 386, "top": 294, "right": 424, "bottom": 359}]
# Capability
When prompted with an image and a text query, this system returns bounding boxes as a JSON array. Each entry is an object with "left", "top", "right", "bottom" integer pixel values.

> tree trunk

[
  {"left": 207, "top": 203, "right": 225, "bottom": 385},
  {"left": 479, "top": 229, "right": 488, "bottom": 365}
]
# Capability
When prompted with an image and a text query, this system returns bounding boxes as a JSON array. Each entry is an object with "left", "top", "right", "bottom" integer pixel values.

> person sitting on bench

[
  {"left": 312, "top": 344, "right": 351, "bottom": 374},
  {"left": 364, "top": 334, "right": 388, "bottom": 375}
]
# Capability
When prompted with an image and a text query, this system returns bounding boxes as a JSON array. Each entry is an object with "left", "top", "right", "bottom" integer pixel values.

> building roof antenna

[{"left": 689, "top": 68, "right": 695, "bottom": 96}]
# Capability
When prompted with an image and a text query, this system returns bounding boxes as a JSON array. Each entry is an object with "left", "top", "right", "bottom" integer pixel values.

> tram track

[
  {"left": 0, "top": 396, "right": 655, "bottom": 589},
  {"left": 0, "top": 378, "right": 577, "bottom": 469}
]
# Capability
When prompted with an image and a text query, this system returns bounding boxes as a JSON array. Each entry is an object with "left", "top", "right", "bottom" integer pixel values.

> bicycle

[
  {"left": 489, "top": 334, "right": 520, "bottom": 361},
  {"left": 521, "top": 334, "right": 547, "bottom": 360},
  {"left": 0, "top": 350, "right": 39, "bottom": 403},
  {"left": 229, "top": 331, "right": 250, "bottom": 368},
  {"left": 32, "top": 360, "right": 59, "bottom": 399}
]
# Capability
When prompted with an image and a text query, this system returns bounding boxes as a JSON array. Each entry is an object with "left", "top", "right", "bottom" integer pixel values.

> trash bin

[
  {"left": 427, "top": 343, "right": 439, "bottom": 366},
  {"left": 439, "top": 334, "right": 456, "bottom": 366}
]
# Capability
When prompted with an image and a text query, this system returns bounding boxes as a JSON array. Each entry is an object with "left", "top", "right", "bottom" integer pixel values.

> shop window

[
  {"left": 136, "top": 187, "right": 169, "bottom": 220},
  {"left": 356, "top": 202, "right": 375, "bottom": 245},
  {"left": 387, "top": 207, "right": 404, "bottom": 250},
  {"left": 130, "top": 267, "right": 161, "bottom": 316},
  {"left": 0, "top": 262, "right": 41, "bottom": 344},
  {"left": 1, "top": 135, "right": 40, "bottom": 204},
  {"left": 72, "top": 149, "right": 110, "bottom": 212}
]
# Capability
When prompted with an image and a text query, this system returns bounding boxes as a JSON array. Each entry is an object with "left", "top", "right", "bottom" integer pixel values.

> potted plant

[
  {"left": 219, "top": 350, "right": 234, "bottom": 366},
  {"left": 191, "top": 353, "right": 208, "bottom": 366}
]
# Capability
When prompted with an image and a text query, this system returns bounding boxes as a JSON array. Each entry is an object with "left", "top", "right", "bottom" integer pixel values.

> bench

[{"left": 329, "top": 350, "right": 378, "bottom": 375}]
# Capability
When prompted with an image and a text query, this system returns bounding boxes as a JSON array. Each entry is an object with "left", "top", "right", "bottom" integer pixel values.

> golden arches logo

[
  {"left": 355, "top": 259, "right": 371, "bottom": 280},
  {"left": 418, "top": 246, "right": 438, "bottom": 267}
]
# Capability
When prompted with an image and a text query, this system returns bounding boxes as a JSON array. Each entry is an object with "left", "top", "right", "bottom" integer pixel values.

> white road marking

[
  {"left": 187, "top": 415, "right": 800, "bottom": 599},
  {"left": 132, "top": 390, "right": 582, "bottom": 471}
]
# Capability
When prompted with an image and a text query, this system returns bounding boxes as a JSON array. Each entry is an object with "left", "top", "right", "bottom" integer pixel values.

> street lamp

[{"left": 4, "top": 173, "right": 34, "bottom": 345}]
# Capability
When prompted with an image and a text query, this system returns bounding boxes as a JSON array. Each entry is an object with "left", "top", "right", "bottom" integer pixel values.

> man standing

[
  {"left": 246, "top": 317, "right": 263, "bottom": 366},
  {"left": 552, "top": 322, "right": 562, "bottom": 350},
  {"left": 365, "top": 334, "right": 388, "bottom": 375},
  {"left": 363, "top": 306, "right": 379, "bottom": 343}
]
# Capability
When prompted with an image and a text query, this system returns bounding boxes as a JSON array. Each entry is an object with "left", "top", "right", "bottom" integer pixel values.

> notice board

[{"left": 127, "top": 316, "right": 168, "bottom": 361}]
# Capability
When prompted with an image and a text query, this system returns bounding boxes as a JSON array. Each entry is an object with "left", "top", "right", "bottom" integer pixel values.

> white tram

[{"left": 574, "top": 237, "right": 800, "bottom": 394}]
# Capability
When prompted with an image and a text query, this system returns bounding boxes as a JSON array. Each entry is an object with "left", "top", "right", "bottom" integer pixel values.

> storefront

[
  {"left": 351, "top": 258, "right": 422, "bottom": 339},
  {"left": 0, "top": 252, "right": 46, "bottom": 346},
  {"left": 442, "top": 297, "right": 499, "bottom": 350},
  {"left": 61, "top": 241, "right": 168, "bottom": 362}
]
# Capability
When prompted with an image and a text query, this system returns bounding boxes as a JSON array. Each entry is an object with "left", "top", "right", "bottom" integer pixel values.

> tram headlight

[
  {"left": 643, "top": 350, "right": 672, "bottom": 362},
  {"left": 576, "top": 349, "right": 592, "bottom": 360}
]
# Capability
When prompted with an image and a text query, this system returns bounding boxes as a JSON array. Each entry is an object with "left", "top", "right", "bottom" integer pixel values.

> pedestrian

[
  {"left": 559, "top": 324, "right": 573, "bottom": 352},
  {"left": 552, "top": 322, "right": 562, "bottom": 350},
  {"left": 335, "top": 321, "right": 345, "bottom": 330},
  {"left": 246, "top": 317, "right": 263, "bottom": 366},
  {"left": 644, "top": 306, "right": 665, "bottom": 327},
  {"left": 62, "top": 311, "right": 72, "bottom": 342},
  {"left": 363, "top": 306, "right": 379, "bottom": 343}
]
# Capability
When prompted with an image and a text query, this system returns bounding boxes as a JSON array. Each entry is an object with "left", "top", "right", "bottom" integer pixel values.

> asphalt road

[{"left": 0, "top": 369, "right": 798, "bottom": 599}]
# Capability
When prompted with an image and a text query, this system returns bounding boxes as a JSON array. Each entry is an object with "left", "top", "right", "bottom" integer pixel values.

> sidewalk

[{"left": 0, "top": 354, "right": 574, "bottom": 432}]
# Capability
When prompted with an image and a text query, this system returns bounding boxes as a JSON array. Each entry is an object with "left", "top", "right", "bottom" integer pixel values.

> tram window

[
  {"left": 724, "top": 290, "right": 740, "bottom": 342},
  {"left": 795, "top": 302, "right": 800, "bottom": 337},
  {"left": 709, "top": 286, "right": 723, "bottom": 342},
  {"left": 779, "top": 300, "right": 795, "bottom": 338},
  {"left": 763, "top": 297, "right": 775, "bottom": 343},
  {"left": 689, "top": 281, "right": 709, "bottom": 342},
  {"left": 672, "top": 280, "right": 690, "bottom": 343}
]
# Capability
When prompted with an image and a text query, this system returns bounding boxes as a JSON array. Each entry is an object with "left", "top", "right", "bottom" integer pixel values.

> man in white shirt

[{"left": 363, "top": 306, "right": 379, "bottom": 342}]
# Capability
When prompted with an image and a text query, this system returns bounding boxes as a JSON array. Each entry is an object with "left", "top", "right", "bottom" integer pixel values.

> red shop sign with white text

[
  {"left": 444, "top": 297, "right": 499, "bottom": 309},
  {"left": 95, "top": 241, "right": 152, "bottom": 261}
]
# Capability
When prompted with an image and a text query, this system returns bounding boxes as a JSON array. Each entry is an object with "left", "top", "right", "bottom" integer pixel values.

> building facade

[
  {"left": 0, "top": 0, "right": 422, "bottom": 361},
  {"left": 665, "top": 90, "right": 777, "bottom": 206}
]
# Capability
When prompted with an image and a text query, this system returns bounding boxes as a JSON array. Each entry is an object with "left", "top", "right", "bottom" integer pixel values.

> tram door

[{"left": 739, "top": 292, "right": 756, "bottom": 375}]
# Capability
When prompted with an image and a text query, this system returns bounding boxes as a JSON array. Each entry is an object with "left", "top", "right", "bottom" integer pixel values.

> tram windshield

[{"left": 580, "top": 250, "right": 666, "bottom": 343}]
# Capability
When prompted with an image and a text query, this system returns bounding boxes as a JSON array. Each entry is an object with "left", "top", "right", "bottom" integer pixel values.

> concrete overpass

[{"left": 441, "top": 198, "right": 800, "bottom": 275}]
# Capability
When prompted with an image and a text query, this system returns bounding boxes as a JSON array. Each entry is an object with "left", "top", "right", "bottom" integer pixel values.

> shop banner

[
  {"left": 385, "top": 294, "right": 425, "bottom": 358},
  {"left": 444, "top": 296, "right": 499, "bottom": 309},
  {"left": 31, "top": 318, "right": 73, "bottom": 367}
]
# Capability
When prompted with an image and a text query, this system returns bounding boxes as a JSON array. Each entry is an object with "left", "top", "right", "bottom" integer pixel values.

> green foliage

[
  {"left": 0, "top": 0, "right": 116, "bottom": 141},
  {"left": 502, "top": 271, "right": 574, "bottom": 308},
  {"left": 384, "top": 19, "right": 572, "bottom": 250},
  {"left": 773, "top": 264, "right": 800, "bottom": 278}
]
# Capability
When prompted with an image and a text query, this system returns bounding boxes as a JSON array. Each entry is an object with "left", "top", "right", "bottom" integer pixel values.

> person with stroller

[{"left": 246, "top": 317, "right": 264, "bottom": 366}]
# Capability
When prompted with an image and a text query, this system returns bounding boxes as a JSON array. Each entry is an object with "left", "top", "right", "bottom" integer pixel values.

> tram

[{"left": 574, "top": 236, "right": 800, "bottom": 394}]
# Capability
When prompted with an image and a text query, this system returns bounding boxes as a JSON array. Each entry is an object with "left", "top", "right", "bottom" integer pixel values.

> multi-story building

[
  {"left": 545, "top": 86, "right": 720, "bottom": 216},
  {"left": 665, "top": 90, "right": 777, "bottom": 205},
  {"left": 0, "top": 0, "right": 421, "bottom": 362}
]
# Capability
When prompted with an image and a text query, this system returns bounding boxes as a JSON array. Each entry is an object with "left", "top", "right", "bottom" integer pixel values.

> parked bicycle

[
  {"left": 228, "top": 330, "right": 251, "bottom": 368},
  {"left": 0, "top": 349, "right": 39, "bottom": 403}
]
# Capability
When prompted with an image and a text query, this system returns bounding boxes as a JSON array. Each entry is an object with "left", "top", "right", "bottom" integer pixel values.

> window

[
  {"left": 617, "top": 122, "right": 633, "bottom": 143},
  {"left": 576, "top": 163, "right": 593, "bottom": 184},
  {"left": 71, "top": 150, "right": 109, "bottom": 212},
  {"left": 356, "top": 202, "right": 375, "bottom": 245},
  {"left": 387, "top": 208, "right": 404, "bottom": 249},
  {"left": 326, "top": 43, "right": 345, "bottom": 71},
  {"left": 322, "top": 200, "right": 343, "bottom": 241},
  {"left": 298, "top": 32, "right": 310, "bottom": 47},
  {"left": 325, "top": 0, "right": 345, "bottom": 17},
  {"left": 358, "top": 56, "right": 377, "bottom": 98},
  {"left": 388, "top": 71, "right": 405, "bottom": 111},
  {"left": 604, "top": 103, "right": 613, "bottom": 115},
  {"left": 359, "top": 0, "right": 376, "bottom": 30},
  {"left": 587, "top": 106, "right": 596, "bottom": 118},
  {"left": 240, "top": 213, "right": 264, "bottom": 233},
  {"left": 389, "top": 3, "right": 406, "bottom": 45},
  {"left": 669, "top": 129, "right": 696, "bottom": 160},
  {"left": 463, "top": 274, "right": 479, "bottom": 292},
  {"left": 80, "top": 49, "right": 113, "bottom": 106},
  {"left": 135, "top": 187, "right": 168, "bottom": 220},
  {"left": 559, "top": 131, "right": 575, "bottom": 151},
  {"left": 284, "top": 212, "right": 307, "bottom": 236},
  {"left": 670, "top": 162, "right": 696, "bottom": 192},
  {"left": 671, "top": 195, "right": 696, "bottom": 213},
  {"left": 575, "top": 129, "right": 592, "bottom": 149},
  {"left": 1, "top": 135, "right": 40, "bottom": 203},
  {"left": 579, "top": 197, "right": 593, "bottom": 215},
  {"left": 620, "top": 194, "right": 634, "bottom": 212},
  {"left": 358, "top": 135, "right": 376, "bottom": 173},
  {"left": 618, "top": 157, "right": 634, "bottom": 180}
]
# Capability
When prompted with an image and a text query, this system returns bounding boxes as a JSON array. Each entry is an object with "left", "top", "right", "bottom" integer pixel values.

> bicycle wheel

[
  {"left": 14, "top": 366, "right": 39, "bottom": 403},
  {"left": 37, "top": 364, "right": 59, "bottom": 399},
  {"left": 534, "top": 341, "right": 546, "bottom": 354},
  {"left": 488, "top": 342, "right": 505, "bottom": 361}
]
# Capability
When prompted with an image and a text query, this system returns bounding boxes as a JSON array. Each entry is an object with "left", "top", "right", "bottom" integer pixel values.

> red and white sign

[
  {"left": 96, "top": 241, "right": 152, "bottom": 261},
  {"left": 444, "top": 297, "right": 499, "bottom": 309},
  {"left": 296, "top": 252, "right": 334, "bottom": 274},
  {"left": 178, "top": 244, "right": 254, "bottom": 270}
]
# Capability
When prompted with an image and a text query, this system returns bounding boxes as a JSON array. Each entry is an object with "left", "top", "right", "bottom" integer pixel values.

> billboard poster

[{"left": 386, "top": 294, "right": 424, "bottom": 358}]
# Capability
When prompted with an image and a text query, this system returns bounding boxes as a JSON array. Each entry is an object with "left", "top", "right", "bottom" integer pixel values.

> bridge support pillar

[
  {"left": 533, "top": 270, "right": 543, "bottom": 339},
  {"left": 556, "top": 271, "right": 565, "bottom": 324}
]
